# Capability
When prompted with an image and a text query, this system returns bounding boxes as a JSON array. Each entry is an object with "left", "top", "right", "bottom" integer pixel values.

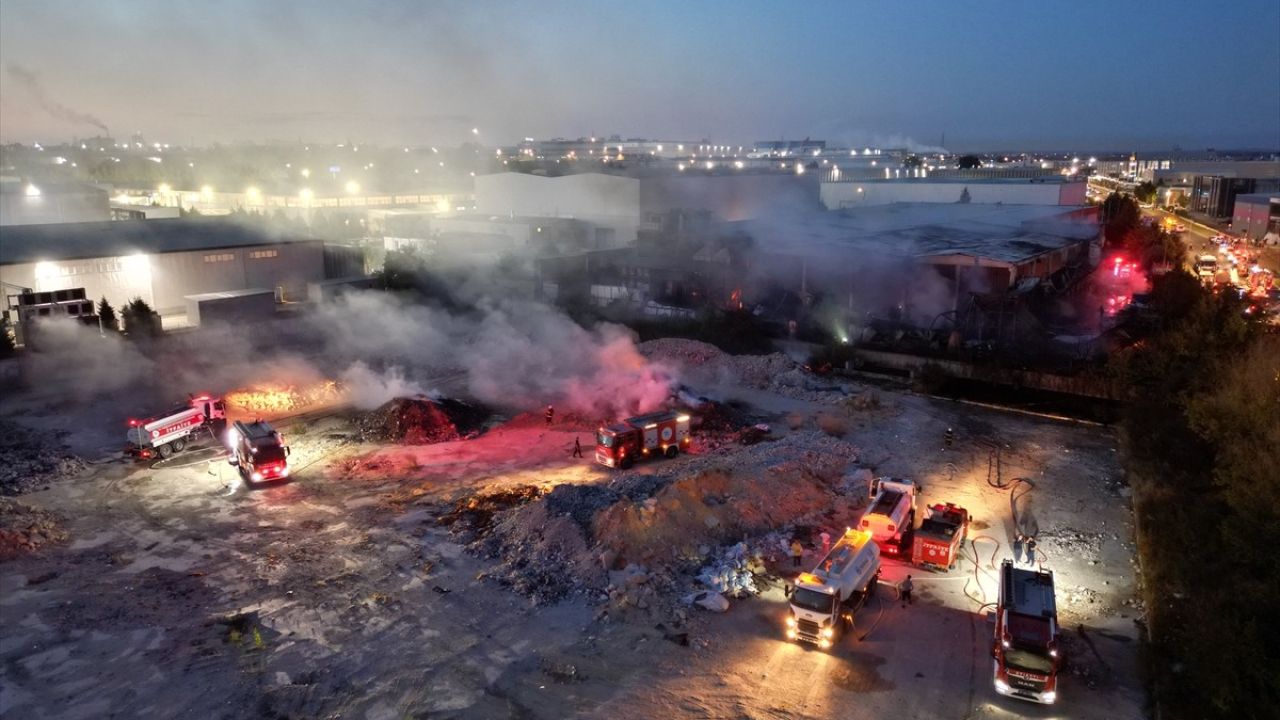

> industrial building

[
  {"left": 820, "top": 177, "right": 1086, "bottom": 210},
  {"left": 0, "top": 178, "right": 111, "bottom": 226},
  {"left": 1232, "top": 193, "right": 1280, "bottom": 242},
  {"left": 730, "top": 202, "right": 1100, "bottom": 302},
  {"left": 1191, "top": 175, "right": 1280, "bottom": 219},
  {"left": 0, "top": 217, "right": 325, "bottom": 322}
]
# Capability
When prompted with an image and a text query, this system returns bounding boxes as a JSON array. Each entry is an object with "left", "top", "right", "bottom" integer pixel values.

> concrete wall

[
  {"left": 474, "top": 173, "right": 639, "bottom": 247},
  {"left": 0, "top": 241, "right": 325, "bottom": 317},
  {"left": 820, "top": 180, "right": 1082, "bottom": 209}
]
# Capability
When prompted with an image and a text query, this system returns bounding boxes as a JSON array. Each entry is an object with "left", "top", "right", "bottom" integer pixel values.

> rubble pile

[
  {"left": 355, "top": 396, "right": 490, "bottom": 444},
  {"left": 466, "top": 431, "right": 860, "bottom": 608},
  {"left": 436, "top": 485, "right": 543, "bottom": 542},
  {"left": 0, "top": 421, "right": 85, "bottom": 496},
  {"left": 0, "top": 499, "right": 69, "bottom": 559},
  {"left": 637, "top": 338, "right": 797, "bottom": 389}
]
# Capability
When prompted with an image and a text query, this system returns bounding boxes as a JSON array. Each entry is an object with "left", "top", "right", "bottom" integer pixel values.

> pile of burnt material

[{"left": 355, "top": 396, "right": 491, "bottom": 444}]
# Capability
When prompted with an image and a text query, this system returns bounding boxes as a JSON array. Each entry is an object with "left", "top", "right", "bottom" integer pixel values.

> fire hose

[
  {"left": 985, "top": 444, "right": 1040, "bottom": 561},
  {"left": 961, "top": 534, "right": 1002, "bottom": 608}
]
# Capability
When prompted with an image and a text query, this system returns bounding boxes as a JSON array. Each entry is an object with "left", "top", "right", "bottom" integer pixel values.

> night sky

[{"left": 1, "top": 0, "right": 1277, "bottom": 151}]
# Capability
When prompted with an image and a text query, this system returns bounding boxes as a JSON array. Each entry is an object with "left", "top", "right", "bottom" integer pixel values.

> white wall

[{"left": 820, "top": 181, "right": 1082, "bottom": 209}]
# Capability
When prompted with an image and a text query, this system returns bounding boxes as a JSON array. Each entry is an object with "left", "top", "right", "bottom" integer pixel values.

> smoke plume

[{"left": 6, "top": 63, "right": 109, "bottom": 133}]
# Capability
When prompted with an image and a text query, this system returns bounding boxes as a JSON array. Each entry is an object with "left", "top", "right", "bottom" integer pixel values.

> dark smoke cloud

[{"left": 5, "top": 63, "right": 109, "bottom": 133}]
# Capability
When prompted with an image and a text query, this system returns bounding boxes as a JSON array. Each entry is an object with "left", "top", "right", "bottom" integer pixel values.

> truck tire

[
  {"left": 172, "top": 438, "right": 187, "bottom": 453},
  {"left": 665, "top": 445, "right": 679, "bottom": 459},
  {"left": 157, "top": 443, "right": 174, "bottom": 459},
  {"left": 620, "top": 455, "right": 634, "bottom": 470}
]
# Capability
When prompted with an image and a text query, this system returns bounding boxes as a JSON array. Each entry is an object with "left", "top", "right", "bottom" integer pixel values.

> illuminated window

[
  {"left": 249, "top": 249, "right": 279, "bottom": 259},
  {"left": 203, "top": 253, "right": 235, "bottom": 263}
]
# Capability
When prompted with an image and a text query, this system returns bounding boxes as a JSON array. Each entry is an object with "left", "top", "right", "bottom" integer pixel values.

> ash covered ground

[{"left": 0, "top": 335, "right": 1146, "bottom": 719}]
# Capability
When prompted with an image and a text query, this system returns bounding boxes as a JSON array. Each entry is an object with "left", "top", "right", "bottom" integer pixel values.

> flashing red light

[{"left": 128, "top": 419, "right": 139, "bottom": 427}]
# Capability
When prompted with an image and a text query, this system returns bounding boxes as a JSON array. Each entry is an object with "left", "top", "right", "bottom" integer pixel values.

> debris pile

[
  {"left": 0, "top": 421, "right": 85, "bottom": 496},
  {"left": 465, "top": 431, "right": 860, "bottom": 609},
  {"left": 225, "top": 380, "right": 343, "bottom": 415},
  {"left": 436, "top": 485, "right": 543, "bottom": 541},
  {"left": 356, "top": 396, "right": 490, "bottom": 444},
  {"left": 638, "top": 338, "right": 796, "bottom": 389},
  {"left": 0, "top": 499, "right": 69, "bottom": 559},
  {"left": 694, "top": 542, "right": 760, "bottom": 598}
]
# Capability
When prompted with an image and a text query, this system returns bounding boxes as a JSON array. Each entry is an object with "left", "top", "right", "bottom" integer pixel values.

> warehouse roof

[
  {"left": 729, "top": 202, "right": 1098, "bottom": 265},
  {"left": 0, "top": 217, "right": 318, "bottom": 265}
]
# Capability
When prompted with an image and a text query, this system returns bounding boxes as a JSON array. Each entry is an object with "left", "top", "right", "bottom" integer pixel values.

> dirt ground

[{"left": 0, "top": 371, "right": 1147, "bottom": 719}]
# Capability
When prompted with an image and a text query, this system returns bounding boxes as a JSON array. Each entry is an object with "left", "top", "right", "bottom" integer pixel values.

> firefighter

[
  {"left": 900, "top": 575, "right": 914, "bottom": 607},
  {"left": 789, "top": 539, "right": 804, "bottom": 568},
  {"left": 572, "top": 436, "right": 583, "bottom": 458},
  {"left": 545, "top": 405, "right": 555, "bottom": 426},
  {"left": 944, "top": 427, "right": 955, "bottom": 449},
  {"left": 820, "top": 531, "right": 832, "bottom": 556}
]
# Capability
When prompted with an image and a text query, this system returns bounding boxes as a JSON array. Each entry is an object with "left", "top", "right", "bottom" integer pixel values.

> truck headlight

[
  {"left": 1042, "top": 690, "right": 1056, "bottom": 704},
  {"left": 785, "top": 616, "right": 797, "bottom": 628},
  {"left": 820, "top": 627, "right": 835, "bottom": 639},
  {"left": 994, "top": 678, "right": 1010, "bottom": 694},
  {"left": 785, "top": 627, "right": 797, "bottom": 639},
  {"left": 252, "top": 471, "right": 263, "bottom": 482}
]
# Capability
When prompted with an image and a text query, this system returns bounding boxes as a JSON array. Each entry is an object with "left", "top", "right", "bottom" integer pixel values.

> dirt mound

[
  {"left": 355, "top": 396, "right": 490, "bottom": 444},
  {"left": 437, "top": 485, "right": 543, "bottom": 541},
  {"left": 638, "top": 337, "right": 797, "bottom": 390},
  {"left": 0, "top": 421, "right": 85, "bottom": 496},
  {"left": 0, "top": 499, "right": 69, "bottom": 559},
  {"left": 466, "top": 431, "right": 861, "bottom": 607}
]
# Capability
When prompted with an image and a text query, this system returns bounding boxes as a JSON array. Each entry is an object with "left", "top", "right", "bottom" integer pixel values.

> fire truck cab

[
  {"left": 227, "top": 420, "right": 291, "bottom": 483},
  {"left": 912, "top": 502, "right": 970, "bottom": 570},
  {"left": 785, "top": 528, "right": 880, "bottom": 650},
  {"left": 594, "top": 411, "right": 690, "bottom": 469},
  {"left": 993, "top": 559, "right": 1061, "bottom": 704},
  {"left": 126, "top": 394, "right": 227, "bottom": 460}
]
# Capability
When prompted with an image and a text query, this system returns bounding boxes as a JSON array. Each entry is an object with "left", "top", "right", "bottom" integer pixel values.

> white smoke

[{"left": 339, "top": 362, "right": 427, "bottom": 410}]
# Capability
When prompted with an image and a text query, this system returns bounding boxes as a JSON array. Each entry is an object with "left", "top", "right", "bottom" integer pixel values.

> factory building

[
  {"left": 1191, "top": 175, "right": 1280, "bottom": 219},
  {"left": 0, "top": 217, "right": 325, "bottom": 322},
  {"left": 0, "top": 178, "right": 111, "bottom": 226},
  {"left": 820, "top": 177, "right": 1086, "bottom": 210},
  {"left": 474, "top": 173, "right": 640, "bottom": 249},
  {"left": 730, "top": 203, "right": 1100, "bottom": 302},
  {"left": 1232, "top": 193, "right": 1280, "bottom": 243}
]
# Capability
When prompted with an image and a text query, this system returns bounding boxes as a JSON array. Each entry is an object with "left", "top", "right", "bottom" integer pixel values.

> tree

[
  {"left": 97, "top": 297, "right": 119, "bottom": 333},
  {"left": 956, "top": 155, "right": 982, "bottom": 169},
  {"left": 121, "top": 297, "right": 162, "bottom": 340},
  {"left": 1134, "top": 181, "right": 1157, "bottom": 205}
]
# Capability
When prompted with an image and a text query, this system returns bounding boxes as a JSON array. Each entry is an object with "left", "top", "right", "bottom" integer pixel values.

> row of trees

[{"left": 1113, "top": 266, "right": 1279, "bottom": 717}]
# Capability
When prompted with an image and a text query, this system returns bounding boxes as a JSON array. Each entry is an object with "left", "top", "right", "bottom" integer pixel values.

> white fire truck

[
  {"left": 594, "top": 410, "right": 690, "bottom": 469},
  {"left": 992, "top": 559, "right": 1062, "bottom": 704},
  {"left": 785, "top": 527, "right": 881, "bottom": 649},
  {"left": 227, "top": 420, "right": 291, "bottom": 483},
  {"left": 126, "top": 394, "right": 227, "bottom": 460},
  {"left": 858, "top": 477, "right": 919, "bottom": 557}
]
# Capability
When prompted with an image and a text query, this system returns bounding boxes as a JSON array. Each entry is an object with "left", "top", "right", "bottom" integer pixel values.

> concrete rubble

[{"left": 0, "top": 420, "right": 85, "bottom": 496}]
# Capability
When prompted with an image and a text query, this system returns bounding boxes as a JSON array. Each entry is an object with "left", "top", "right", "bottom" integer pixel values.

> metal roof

[
  {"left": 729, "top": 202, "right": 1097, "bottom": 265},
  {"left": 0, "top": 217, "right": 317, "bottom": 265}
]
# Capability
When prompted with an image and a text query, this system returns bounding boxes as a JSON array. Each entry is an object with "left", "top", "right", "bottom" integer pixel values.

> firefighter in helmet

[{"left": 545, "top": 404, "right": 554, "bottom": 425}]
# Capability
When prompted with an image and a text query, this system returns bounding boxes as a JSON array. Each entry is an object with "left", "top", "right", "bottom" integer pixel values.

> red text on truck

[
  {"left": 125, "top": 394, "right": 227, "bottom": 460},
  {"left": 911, "top": 502, "right": 970, "bottom": 570},
  {"left": 992, "top": 559, "right": 1061, "bottom": 704},
  {"left": 227, "top": 420, "right": 291, "bottom": 483},
  {"left": 595, "top": 411, "right": 690, "bottom": 469}
]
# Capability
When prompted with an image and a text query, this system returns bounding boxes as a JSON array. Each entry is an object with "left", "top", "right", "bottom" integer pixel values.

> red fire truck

[
  {"left": 594, "top": 411, "right": 690, "bottom": 469},
  {"left": 126, "top": 394, "right": 227, "bottom": 460},
  {"left": 992, "top": 559, "right": 1062, "bottom": 704},
  {"left": 911, "top": 502, "right": 970, "bottom": 570},
  {"left": 227, "top": 420, "right": 291, "bottom": 483}
]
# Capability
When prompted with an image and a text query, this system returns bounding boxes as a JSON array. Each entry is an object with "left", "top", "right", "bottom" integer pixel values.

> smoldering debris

[
  {"left": 459, "top": 431, "right": 862, "bottom": 609},
  {"left": 0, "top": 421, "right": 86, "bottom": 496},
  {"left": 436, "top": 484, "right": 543, "bottom": 541},
  {"left": 0, "top": 499, "right": 69, "bottom": 559},
  {"left": 355, "top": 396, "right": 491, "bottom": 444}
]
